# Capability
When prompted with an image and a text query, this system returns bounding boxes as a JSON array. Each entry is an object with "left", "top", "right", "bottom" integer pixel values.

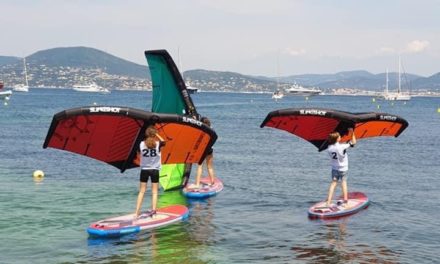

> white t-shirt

[
  {"left": 327, "top": 142, "right": 352, "bottom": 172},
  {"left": 139, "top": 141, "right": 162, "bottom": 170}
]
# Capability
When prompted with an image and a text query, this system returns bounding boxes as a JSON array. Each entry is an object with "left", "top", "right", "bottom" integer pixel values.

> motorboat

[
  {"left": 187, "top": 85, "right": 199, "bottom": 94},
  {"left": 73, "top": 83, "right": 110, "bottom": 93},
  {"left": 272, "top": 90, "right": 284, "bottom": 100},
  {"left": 285, "top": 83, "right": 321, "bottom": 96}
]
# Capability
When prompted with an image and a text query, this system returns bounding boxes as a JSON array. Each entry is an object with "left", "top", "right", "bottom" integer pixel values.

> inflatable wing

[
  {"left": 146, "top": 49, "right": 197, "bottom": 117},
  {"left": 43, "top": 106, "right": 217, "bottom": 172},
  {"left": 260, "top": 108, "right": 408, "bottom": 151},
  {"left": 145, "top": 49, "right": 199, "bottom": 190}
]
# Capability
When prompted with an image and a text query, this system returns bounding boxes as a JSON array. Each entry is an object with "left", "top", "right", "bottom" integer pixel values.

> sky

[{"left": 1, "top": 0, "right": 439, "bottom": 77}]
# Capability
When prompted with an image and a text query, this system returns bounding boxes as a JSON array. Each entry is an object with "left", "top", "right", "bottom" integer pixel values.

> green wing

[{"left": 145, "top": 50, "right": 198, "bottom": 191}]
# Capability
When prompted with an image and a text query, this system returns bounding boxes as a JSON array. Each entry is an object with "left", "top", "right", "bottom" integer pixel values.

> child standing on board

[
  {"left": 135, "top": 126, "right": 165, "bottom": 218},
  {"left": 194, "top": 117, "right": 216, "bottom": 188},
  {"left": 326, "top": 128, "right": 356, "bottom": 207}
]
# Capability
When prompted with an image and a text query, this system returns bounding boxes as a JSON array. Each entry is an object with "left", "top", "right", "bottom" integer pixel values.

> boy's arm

[
  {"left": 155, "top": 133, "right": 166, "bottom": 148},
  {"left": 349, "top": 128, "right": 357, "bottom": 146}
]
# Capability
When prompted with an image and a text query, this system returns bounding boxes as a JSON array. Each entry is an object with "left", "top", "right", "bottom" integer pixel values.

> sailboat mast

[
  {"left": 23, "top": 57, "right": 29, "bottom": 86},
  {"left": 398, "top": 55, "right": 401, "bottom": 94},
  {"left": 385, "top": 68, "right": 389, "bottom": 94},
  {"left": 276, "top": 51, "right": 280, "bottom": 90}
]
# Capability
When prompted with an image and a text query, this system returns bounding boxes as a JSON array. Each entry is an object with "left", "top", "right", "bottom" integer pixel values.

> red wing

[
  {"left": 261, "top": 108, "right": 408, "bottom": 151},
  {"left": 263, "top": 115, "right": 340, "bottom": 149},
  {"left": 44, "top": 107, "right": 217, "bottom": 171},
  {"left": 45, "top": 114, "right": 142, "bottom": 170}
]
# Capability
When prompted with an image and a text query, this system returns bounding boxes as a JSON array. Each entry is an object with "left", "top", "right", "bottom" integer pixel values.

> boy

[{"left": 326, "top": 128, "right": 356, "bottom": 207}]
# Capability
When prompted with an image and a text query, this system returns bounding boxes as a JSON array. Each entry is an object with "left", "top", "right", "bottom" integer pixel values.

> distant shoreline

[{"left": 10, "top": 86, "right": 440, "bottom": 98}]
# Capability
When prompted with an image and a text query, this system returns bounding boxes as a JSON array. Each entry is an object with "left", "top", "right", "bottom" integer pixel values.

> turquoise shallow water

[{"left": 1, "top": 89, "right": 439, "bottom": 263}]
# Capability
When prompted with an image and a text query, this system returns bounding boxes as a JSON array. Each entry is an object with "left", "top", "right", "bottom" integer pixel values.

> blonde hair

[
  {"left": 328, "top": 132, "right": 340, "bottom": 145},
  {"left": 145, "top": 126, "right": 158, "bottom": 148}
]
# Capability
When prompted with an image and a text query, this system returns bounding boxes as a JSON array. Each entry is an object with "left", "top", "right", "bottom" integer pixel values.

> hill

[
  {"left": 27, "top": 47, "right": 149, "bottom": 79},
  {"left": 280, "top": 70, "right": 375, "bottom": 86},
  {"left": 277, "top": 70, "right": 426, "bottom": 91},
  {"left": 0, "top": 47, "right": 150, "bottom": 89},
  {"left": 0, "top": 56, "right": 21, "bottom": 66},
  {"left": 411, "top": 72, "right": 440, "bottom": 90},
  {"left": 183, "top": 69, "right": 280, "bottom": 92}
]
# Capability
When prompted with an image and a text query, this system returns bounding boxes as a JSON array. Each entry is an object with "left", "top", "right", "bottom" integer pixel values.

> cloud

[
  {"left": 377, "top": 41, "right": 430, "bottom": 55},
  {"left": 405, "top": 40, "right": 430, "bottom": 53},
  {"left": 285, "top": 48, "right": 306, "bottom": 56}
]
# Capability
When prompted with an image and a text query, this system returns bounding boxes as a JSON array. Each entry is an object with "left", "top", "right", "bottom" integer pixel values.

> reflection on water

[
  {"left": 292, "top": 219, "right": 401, "bottom": 263},
  {"left": 187, "top": 198, "right": 215, "bottom": 244},
  {"left": 33, "top": 177, "right": 44, "bottom": 184},
  {"left": 158, "top": 189, "right": 187, "bottom": 207},
  {"left": 85, "top": 191, "right": 218, "bottom": 263}
]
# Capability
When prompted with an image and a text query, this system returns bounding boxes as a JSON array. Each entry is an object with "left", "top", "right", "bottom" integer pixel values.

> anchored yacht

[{"left": 73, "top": 83, "right": 110, "bottom": 93}]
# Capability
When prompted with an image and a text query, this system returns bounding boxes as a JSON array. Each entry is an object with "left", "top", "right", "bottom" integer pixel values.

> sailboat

[
  {"left": 272, "top": 53, "right": 284, "bottom": 101},
  {"left": 13, "top": 58, "right": 29, "bottom": 92},
  {"left": 382, "top": 57, "right": 411, "bottom": 101},
  {"left": 272, "top": 79, "right": 284, "bottom": 100}
]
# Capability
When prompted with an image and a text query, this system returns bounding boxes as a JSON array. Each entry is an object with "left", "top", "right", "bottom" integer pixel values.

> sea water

[{"left": 0, "top": 89, "right": 439, "bottom": 263}]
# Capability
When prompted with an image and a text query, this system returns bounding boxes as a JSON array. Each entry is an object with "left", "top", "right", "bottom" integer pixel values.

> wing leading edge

[
  {"left": 145, "top": 49, "right": 200, "bottom": 190},
  {"left": 43, "top": 106, "right": 217, "bottom": 172},
  {"left": 145, "top": 49, "right": 197, "bottom": 117},
  {"left": 260, "top": 108, "right": 408, "bottom": 151}
]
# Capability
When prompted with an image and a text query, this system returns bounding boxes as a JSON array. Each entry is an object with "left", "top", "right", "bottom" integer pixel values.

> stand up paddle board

[
  {"left": 308, "top": 192, "right": 369, "bottom": 219},
  {"left": 182, "top": 177, "right": 223, "bottom": 198},
  {"left": 87, "top": 204, "right": 189, "bottom": 237}
]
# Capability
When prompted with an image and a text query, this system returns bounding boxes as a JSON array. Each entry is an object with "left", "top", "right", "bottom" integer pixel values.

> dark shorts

[
  {"left": 200, "top": 148, "right": 213, "bottom": 163},
  {"left": 140, "top": 169, "right": 159, "bottom": 183},
  {"left": 331, "top": 170, "right": 348, "bottom": 181},
  {"left": 206, "top": 148, "right": 214, "bottom": 156}
]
